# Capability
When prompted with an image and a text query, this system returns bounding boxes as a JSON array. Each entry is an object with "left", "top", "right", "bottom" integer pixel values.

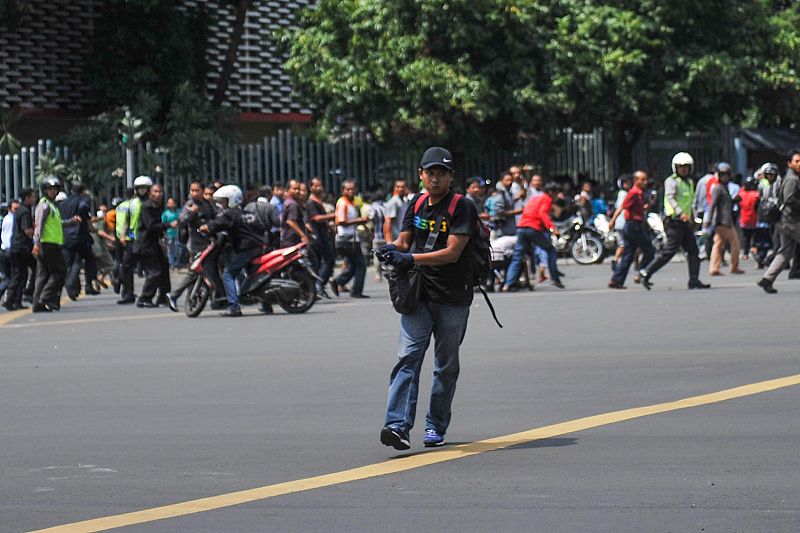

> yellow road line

[
  {"left": 30, "top": 372, "right": 800, "bottom": 533},
  {"left": 0, "top": 294, "right": 73, "bottom": 327},
  {"left": 1, "top": 312, "right": 177, "bottom": 329}
]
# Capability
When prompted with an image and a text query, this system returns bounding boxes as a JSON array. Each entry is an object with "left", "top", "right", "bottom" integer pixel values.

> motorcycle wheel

[
  {"left": 571, "top": 233, "right": 604, "bottom": 265},
  {"left": 184, "top": 278, "right": 209, "bottom": 317},
  {"left": 277, "top": 269, "right": 317, "bottom": 314}
]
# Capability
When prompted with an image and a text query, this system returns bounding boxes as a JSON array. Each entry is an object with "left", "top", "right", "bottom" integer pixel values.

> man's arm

[
  {"left": 496, "top": 194, "right": 522, "bottom": 217},
  {"left": 383, "top": 216, "right": 395, "bottom": 242},
  {"left": 411, "top": 234, "right": 470, "bottom": 266},
  {"left": 285, "top": 215, "right": 308, "bottom": 244},
  {"left": 608, "top": 203, "right": 625, "bottom": 228},
  {"left": 391, "top": 229, "right": 414, "bottom": 252},
  {"left": 705, "top": 187, "right": 720, "bottom": 229}
]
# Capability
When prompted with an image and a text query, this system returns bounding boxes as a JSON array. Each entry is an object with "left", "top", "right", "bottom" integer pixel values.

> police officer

[
  {"left": 117, "top": 176, "right": 152, "bottom": 304},
  {"left": 639, "top": 152, "right": 710, "bottom": 290},
  {"left": 31, "top": 177, "right": 80, "bottom": 312}
]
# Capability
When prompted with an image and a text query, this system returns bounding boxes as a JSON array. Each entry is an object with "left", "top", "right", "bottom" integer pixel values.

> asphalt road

[{"left": 1, "top": 257, "right": 799, "bottom": 532}]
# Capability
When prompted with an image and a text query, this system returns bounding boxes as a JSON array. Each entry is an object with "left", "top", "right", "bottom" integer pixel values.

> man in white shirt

[
  {"left": 0, "top": 200, "right": 20, "bottom": 304},
  {"left": 332, "top": 179, "right": 369, "bottom": 298}
]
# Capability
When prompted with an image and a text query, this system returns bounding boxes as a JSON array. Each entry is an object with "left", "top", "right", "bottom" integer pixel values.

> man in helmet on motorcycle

[
  {"left": 638, "top": 152, "right": 710, "bottom": 290},
  {"left": 31, "top": 177, "right": 81, "bottom": 312},
  {"left": 199, "top": 185, "right": 267, "bottom": 317}
]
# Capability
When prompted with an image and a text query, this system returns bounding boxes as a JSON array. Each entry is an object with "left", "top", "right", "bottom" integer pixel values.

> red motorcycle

[{"left": 184, "top": 233, "right": 317, "bottom": 317}]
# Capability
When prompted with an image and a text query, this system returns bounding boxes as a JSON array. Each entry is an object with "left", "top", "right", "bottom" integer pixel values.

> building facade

[{"left": 0, "top": 0, "right": 312, "bottom": 142}]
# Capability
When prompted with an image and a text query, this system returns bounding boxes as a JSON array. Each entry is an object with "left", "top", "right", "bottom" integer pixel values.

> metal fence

[
  {"left": 0, "top": 140, "right": 71, "bottom": 203},
  {"left": 1, "top": 127, "right": 618, "bottom": 204}
]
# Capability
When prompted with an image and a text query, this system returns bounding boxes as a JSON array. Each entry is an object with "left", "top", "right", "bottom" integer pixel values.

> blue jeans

[
  {"left": 505, "top": 227, "right": 559, "bottom": 288},
  {"left": 222, "top": 247, "right": 261, "bottom": 311},
  {"left": 384, "top": 301, "right": 470, "bottom": 435},
  {"left": 311, "top": 238, "right": 335, "bottom": 291},
  {"left": 335, "top": 244, "right": 366, "bottom": 296},
  {"left": 166, "top": 236, "right": 180, "bottom": 268},
  {"left": 611, "top": 221, "right": 654, "bottom": 284}
]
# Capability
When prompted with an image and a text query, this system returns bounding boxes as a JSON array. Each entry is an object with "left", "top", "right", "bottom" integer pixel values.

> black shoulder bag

[{"left": 387, "top": 214, "right": 444, "bottom": 315}]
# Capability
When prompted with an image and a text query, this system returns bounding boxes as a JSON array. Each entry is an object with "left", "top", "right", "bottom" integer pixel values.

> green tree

[
  {"left": 751, "top": 2, "right": 800, "bottom": 128},
  {"left": 545, "top": 0, "right": 771, "bottom": 170},
  {"left": 284, "top": 1, "right": 786, "bottom": 173},
  {"left": 164, "top": 82, "right": 236, "bottom": 179},
  {"left": 0, "top": 107, "right": 22, "bottom": 155},
  {"left": 84, "top": 0, "right": 210, "bottom": 116},
  {"left": 281, "top": 0, "right": 554, "bottom": 152}
]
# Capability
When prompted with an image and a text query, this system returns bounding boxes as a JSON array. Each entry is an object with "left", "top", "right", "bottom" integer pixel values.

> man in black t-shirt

[
  {"left": 306, "top": 177, "right": 336, "bottom": 298},
  {"left": 280, "top": 180, "right": 308, "bottom": 248},
  {"left": 378, "top": 147, "right": 476, "bottom": 451}
]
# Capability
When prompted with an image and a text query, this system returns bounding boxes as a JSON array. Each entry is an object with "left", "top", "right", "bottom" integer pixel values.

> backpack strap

[
  {"left": 414, "top": 193, "right": 430, "bottom": 214},
  {"left": 447, "top": 193, "right": 463, "bottom": 217},
  {"left": 477, "top": 285, "right": 503, "bottom": 328}
]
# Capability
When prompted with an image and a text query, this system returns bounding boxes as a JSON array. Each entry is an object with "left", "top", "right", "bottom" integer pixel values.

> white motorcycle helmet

[
  {"left": 213, "top": 184, "right": 243, "bottom": 208},
  {"left": 133, "top": 175, "right": 153, "bottom": 188},
  {"left": 671, "top": 152, "right": 694, "bottom": 173}
]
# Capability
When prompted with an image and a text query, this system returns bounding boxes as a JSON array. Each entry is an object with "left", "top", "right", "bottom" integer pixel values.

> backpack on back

[{"left": 414, "top": 192, "right": 501, "bottom": 327}]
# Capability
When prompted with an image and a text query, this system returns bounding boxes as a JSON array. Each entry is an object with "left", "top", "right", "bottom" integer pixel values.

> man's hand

[
  {"left": 72, "top": 215, "right": 81, "bottom": 223},
  {"left": 32, "top": 243, "right": 40, "bottom": 257},
  {"left": 680, "top": 213, "right": 690, "bottom": 223},
  {"left": 385, "top": 251, "right": 414, "bottom": 268},
  {"left": 170, "top": 221, "right": 178, "bottom": 228},
  {"left": 377, "top": 243, "right": 397, "bottom": 255}
]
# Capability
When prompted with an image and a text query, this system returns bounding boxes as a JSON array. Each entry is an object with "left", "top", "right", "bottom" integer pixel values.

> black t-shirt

[
  {"left": 280, "top": 197, "right": 305, "bottom": 247},
  {"left": 402, "top": 191, "right": 476, "bottom": 305},
  {"left": 12, "top": 204, "right": 33, "bottom": 251},
  {"left": 306, "top": 197, "right": 332, "bottom": 241}
]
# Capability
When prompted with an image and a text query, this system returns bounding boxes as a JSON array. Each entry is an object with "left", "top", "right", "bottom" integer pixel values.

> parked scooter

[
  {"left": 592, "top": 213, "right": 618, "bottom": 257},
  {"left": 552, "top": 212, "right": 605, "bottom": 265},
  {"left": 185, "top": 233, "right": 317, "bottom": 317}
]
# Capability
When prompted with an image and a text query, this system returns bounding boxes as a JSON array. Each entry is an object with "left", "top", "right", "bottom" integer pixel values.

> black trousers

[
  {"left": 63, "top": 243, "right": 98, "bottom": 297},
  {"left": 120, "top": 242, "right": 136, "bottom": 298},
  {"left": 643, "top": 219, "right": 700, "bottom": 283},
  {"left": 7, "top": 250, "right": 35, "bottom": 306},
  {"left": 33, "top": 243, "right": 66, "bottom": 307},
  {"left": 137, "top": 253, "right": 164, "bottom": 302}
]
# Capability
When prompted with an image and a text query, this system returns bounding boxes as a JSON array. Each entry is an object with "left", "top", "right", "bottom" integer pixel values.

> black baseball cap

[{"left": 419, "top": 147, "right": 454, "bottom": 171}]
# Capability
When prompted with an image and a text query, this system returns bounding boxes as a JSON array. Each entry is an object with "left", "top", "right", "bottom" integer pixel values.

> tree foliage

[
  {"left": 85, "top": 0, "right": 210, "bottom": 116},
  {"left": 283, "top": 0, "right": 800, "bottom": 168}
]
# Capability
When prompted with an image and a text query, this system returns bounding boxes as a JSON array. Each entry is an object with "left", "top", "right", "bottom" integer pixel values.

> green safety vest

[
  {"left": 128, "top": 197, "right": 143, "bottom": 240},
  {"left": 115, "top": 200, "right": 129, "bottom": 240},
  {"left": 664, "top": 174, "right": 694, "bottom": 218},
  {"left": 39, "top": 197, "right": 63, "bottom": 245}
]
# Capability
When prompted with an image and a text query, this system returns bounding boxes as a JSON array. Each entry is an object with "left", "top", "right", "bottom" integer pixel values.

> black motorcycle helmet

[{"left": 743, "top": 176, "right": 758, "bottom": 191}]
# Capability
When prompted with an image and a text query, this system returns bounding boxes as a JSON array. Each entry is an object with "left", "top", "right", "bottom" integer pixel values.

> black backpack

[
  {"left": 413, "top": 193, "right": 502, "bottom": 327},
  {"left": 758, "top": 194, "right": 780, "bottom": 224}
]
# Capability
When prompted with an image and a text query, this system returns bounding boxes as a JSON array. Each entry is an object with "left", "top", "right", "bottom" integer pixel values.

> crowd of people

[
  {"left": 2, "top": 148, "right": 800, "bottom": 316},
  {"left": 0, "top": 171, "right": 414, "bottom": 315}
]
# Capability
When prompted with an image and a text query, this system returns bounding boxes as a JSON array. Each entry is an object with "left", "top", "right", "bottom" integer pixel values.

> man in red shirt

[
  {"left": 502, "top": 181, "right": 564, "bottom": 290},
  {"left": 608, "top": 170, "right": 655, "bottom": 288}
]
